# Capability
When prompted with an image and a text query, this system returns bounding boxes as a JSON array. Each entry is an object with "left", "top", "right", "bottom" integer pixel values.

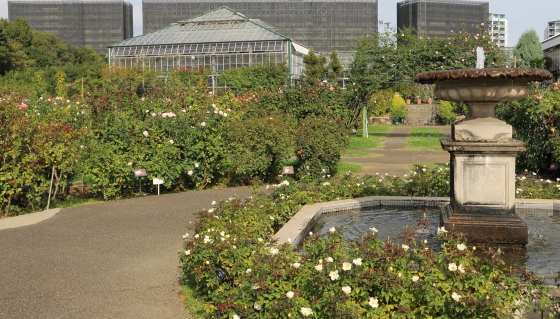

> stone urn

[{"left": 414, "top": 68, "right": 552, "bottom": 248}]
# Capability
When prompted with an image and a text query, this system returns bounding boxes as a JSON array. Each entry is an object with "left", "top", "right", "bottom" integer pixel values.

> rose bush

[
  {"left": 497, "top": 81, "right": 560, "bottom": 173},
  {"left": 0, "top": 94, "right": 87, "bottom": 215},
  {"left": 1, "top": 66, "right": 352, "bottom": 214},
  {"left": 180, "top": 166, "right": 555, "bottom": 318}
]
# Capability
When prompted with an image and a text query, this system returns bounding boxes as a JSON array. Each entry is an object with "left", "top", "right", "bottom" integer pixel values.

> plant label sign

[
  {"left": 282, "top": 166, "right": 294, "bottom": 174},
  {"left": 216, "top": 268, "right": 228, "bottom": 283},
  {"left": 133, "top": 169, "right": 147, "bottom": 177},
  {"left": 153, "top": 178, "right": 164, "bottom": 185}
]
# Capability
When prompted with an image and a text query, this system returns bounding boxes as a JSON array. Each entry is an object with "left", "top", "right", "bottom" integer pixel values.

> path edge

[{"left": 0, "top": 208, "right": 62, "bottom": 230}]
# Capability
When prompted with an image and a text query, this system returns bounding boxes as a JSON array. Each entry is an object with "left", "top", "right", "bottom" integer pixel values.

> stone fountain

[{"left": 414, "top": 68, "right": 552, "bottom": 249}]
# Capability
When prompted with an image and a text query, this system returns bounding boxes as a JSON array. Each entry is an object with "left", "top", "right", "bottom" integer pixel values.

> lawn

[
  {"left": 336, "top": 161, "right": 363, "bottom": 174},
  {"left": 348, "top": 125, "right": 392, "bottom": 150},
  {"left": 405, "top": 127, "right": 446, "bottom": 151}
]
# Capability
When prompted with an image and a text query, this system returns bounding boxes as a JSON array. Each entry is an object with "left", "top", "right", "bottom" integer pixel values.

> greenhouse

[{"left": 107, "top": 6, "right": 309, "bottom": 84}]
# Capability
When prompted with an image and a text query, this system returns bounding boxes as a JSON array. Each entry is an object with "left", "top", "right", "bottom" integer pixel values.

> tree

[
  {"left": 345, "top": 22, "right": 510, "bottom": 127},
  {"left": 0, "top": 19, "right": 32, "bottom": 74},
  {"left": 0, "top": 23, "right": 9, "bottom": 74},
  {"left": 0, "top": 18, "right": 105, "bottom": 96},
  {"left": 327, "top": 51, "right": 343, "bottom": 81},
  {"left": 529, "top": 56, "right": 552, "bottom": 70},
  {"left": 4, "top": 18, "right": 32, "bottom": 47},
  {"left": 303, "top": 48, "right": 326, "bottom": 86},
  {"left": 513, "top": 29, "right": 543, "bottom": 68}
]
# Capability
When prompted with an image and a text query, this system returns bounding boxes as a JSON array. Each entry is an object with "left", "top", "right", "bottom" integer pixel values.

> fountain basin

[
  {"left": 273, "top": 196, "right": 560, "bottom": 318},
  {"left": 436, "top": 77, "right": 530, "bottom": 102}
]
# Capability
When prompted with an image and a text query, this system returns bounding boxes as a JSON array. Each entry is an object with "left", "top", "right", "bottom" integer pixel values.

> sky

[{"left": 0, "top": 0, "right": 558, "bottom": 47}]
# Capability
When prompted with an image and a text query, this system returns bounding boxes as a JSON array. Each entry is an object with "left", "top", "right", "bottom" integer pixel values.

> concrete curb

[
  {"left": 274, "top": 196, "right": 450, "bottom": 247},
  {"left": 274, "top": 197, "right": 560, "bottom": 247},
  {"left": 0, "top": 208, "right": 62, "bottom": 230}
]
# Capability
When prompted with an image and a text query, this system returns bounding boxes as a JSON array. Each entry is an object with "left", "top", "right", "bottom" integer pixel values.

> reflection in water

[{"left": 312, "top": 208, "right": 560, "bottom": 282}]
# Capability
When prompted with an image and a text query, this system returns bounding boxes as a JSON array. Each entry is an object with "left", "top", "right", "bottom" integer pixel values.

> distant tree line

[{"left": 0, "top": 18, "right": 105, "bottom": 97}]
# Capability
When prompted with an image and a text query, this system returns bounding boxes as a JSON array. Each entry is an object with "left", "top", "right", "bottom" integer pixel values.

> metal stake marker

[{"left": 153, "top": 178, "right": 164, "bottom": 195}]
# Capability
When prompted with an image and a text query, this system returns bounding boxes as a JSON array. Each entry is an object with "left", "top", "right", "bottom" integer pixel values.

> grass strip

[
  {"left": 405, "top": 127, "right": 446, "bottom": 151},
  {"left": 349, "top": 125, "right": 392, "bottom": 150},
  {"left": 49, "top": 198, "right": 103, "bottom": 209},
  {"left": 336, "top": 161, "right": 363, "bottom": 174}
]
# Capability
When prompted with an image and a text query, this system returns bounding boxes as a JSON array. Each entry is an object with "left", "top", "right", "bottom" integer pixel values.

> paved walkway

[
  {"left": 0, "top": 187, "right": 253, "bottom": 319},
  {"left": 0, "top": 125, "right": 449, "bottom": 318},
  {"left": 342, "top": 125, "right": 451, "bottom": 176}
]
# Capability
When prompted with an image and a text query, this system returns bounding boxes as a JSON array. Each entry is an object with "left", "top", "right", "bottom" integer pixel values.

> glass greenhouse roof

[{"left": 110, "top": 6, "right": 288, "bottom": 47}]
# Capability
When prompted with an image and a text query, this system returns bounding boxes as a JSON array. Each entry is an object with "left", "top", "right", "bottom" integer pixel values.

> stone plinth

[
  {"left": 453, "top": 117, "right": 512, "bottom": 142},
  {"left": 441, "top": 138, "right": 528, "bottom": 247},
  {"left": 415, "top": 68, "right": 553, "bottom": 249}
]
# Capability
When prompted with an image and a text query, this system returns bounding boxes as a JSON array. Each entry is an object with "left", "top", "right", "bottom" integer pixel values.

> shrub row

[{"left": 0, "top": 67, "right": 349, "bottom": 216}]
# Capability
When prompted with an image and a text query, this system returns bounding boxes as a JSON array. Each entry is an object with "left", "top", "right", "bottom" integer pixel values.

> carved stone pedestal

[
  {"left": 441, "top": 138, "right": 528, "bottom": 248},
  {"left": 414, "top": 68, "right": 553, "bottom": 249}
]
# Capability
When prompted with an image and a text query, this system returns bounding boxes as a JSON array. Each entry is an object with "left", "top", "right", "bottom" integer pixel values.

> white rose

[
  {"left": 451, "top": 292, "right": 462, "bottom": 302},
  {"left": 368, "top": 297, "right": 379, "bottom": 308},
  {"left": 329, "top": 270, "right": 339, "bottom": 281},
  {"left": 300, "top": 307, "right": 313, "bottom": 317}
]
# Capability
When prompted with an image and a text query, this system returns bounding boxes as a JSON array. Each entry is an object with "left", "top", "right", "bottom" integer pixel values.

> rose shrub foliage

[
  {"left": 0, "top": 66, "right": 350, "bottom": 216},
  {"left": 180, "top": 167, "right": 555, "bottom": 318}
]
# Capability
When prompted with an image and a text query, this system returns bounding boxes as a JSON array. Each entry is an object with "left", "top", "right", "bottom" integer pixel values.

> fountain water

[{"left": 414, "top": 68, "right": 552, "bottom": 249}]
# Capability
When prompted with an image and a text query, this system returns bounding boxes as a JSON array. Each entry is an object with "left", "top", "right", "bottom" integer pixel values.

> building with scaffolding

[
  {"left": 8, "top": 0, "right": 133, "bottom": 53},
  {"left": 142, "top": 0, "right": 378, "bottom": 53},
  {"left": 543, "top": 34, "right": 560, "bottom": 81},
  {"left": 396, "top": 0, "right": 488, "bottom": 38},
  {"left": 108, "top": 7, "right": 310, "bottom": 88}
]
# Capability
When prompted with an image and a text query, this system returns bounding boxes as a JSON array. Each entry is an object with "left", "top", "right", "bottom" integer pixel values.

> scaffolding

[
  {"left": 8, "top": 0, "right": 133, "bottom": 53},
  {"left": 142, "top": 0, "right": 378, "bottom": 53},
  {"left": 543, "top": 34, "right": 560, "bottom": 81},
  {"left": 108, "top": 7, "right": 309, "bottom": 86},
  {"left": 397, "top": 0, "right": 488, "bottom": 38}
]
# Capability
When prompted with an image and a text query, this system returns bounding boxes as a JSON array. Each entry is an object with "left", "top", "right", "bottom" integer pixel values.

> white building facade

[
  {"left": 545, "top": 20, "right": 560, "bottom": 40},
  {"left": 488, "top": 13, "right": 508, "bottom": 48}
]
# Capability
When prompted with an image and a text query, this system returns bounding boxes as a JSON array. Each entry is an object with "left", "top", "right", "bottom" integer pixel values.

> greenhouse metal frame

[{"left": 108, "top": 7, "right": 310, "bottom": 87}]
